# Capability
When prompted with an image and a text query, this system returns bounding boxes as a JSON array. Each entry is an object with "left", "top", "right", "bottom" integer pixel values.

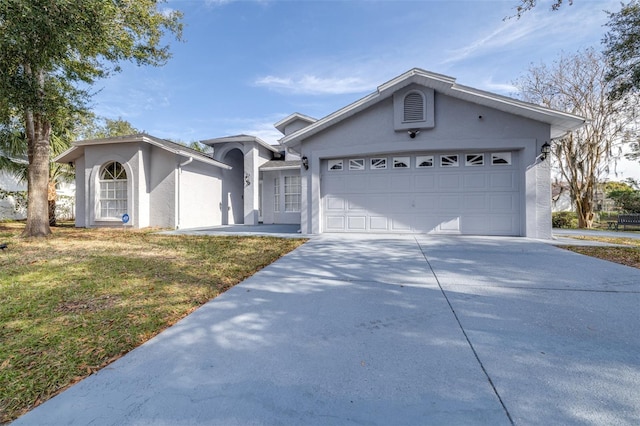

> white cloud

[
  {"left": 160, "top": 7, "right": 177, "bottom": 18},
  {"left": 208, "top": 114, "right": 288, "bottom": 145},
  {"left": 205, "top": 0, "right": 235, "bottom": 6},
  {"left": 441, "top": 2, "right": 612, "bottom": 67},
  {"left": 480, "top": 79, "right": 519, "bottom": 96},
  {"left": 442, "top": 16, "right": 540, "bottom": 65},
  {"left": 204, "top": 0, "right": 270, "bottom": 7},
  {"left": 254, "top": 73, "right": 374, "bottom": 95}
]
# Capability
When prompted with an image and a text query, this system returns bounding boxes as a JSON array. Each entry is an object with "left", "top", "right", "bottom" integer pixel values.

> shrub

[{"left": 552, "top": 211, "right": 578, "bottom": 228}]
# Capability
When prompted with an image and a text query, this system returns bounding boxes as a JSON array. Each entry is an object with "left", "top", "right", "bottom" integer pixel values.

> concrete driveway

[{"left": 14, "top": 235, "right": 640, "bottom": 425}]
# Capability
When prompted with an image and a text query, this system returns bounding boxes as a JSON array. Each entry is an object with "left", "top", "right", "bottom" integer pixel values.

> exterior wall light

[
  {"left": 302, "top": 156, "right": 309, "bottom": 170},
  {"left": 244, "top": 172, "right": 251, "bottom": 187},
  {"left": 408, "top": 129, "right": 420, "bottom": 139},
  {"left": 541, "top": 142, "right": 551, "bottom": 161}
]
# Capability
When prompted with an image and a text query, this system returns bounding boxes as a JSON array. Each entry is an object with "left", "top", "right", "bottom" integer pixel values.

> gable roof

[
  {"left": 259, "top": 160, "right": 302, "bottom": 171},
  {"left": 200, "top": 134, "right": 280, "bottom": 153},
  {"left": 274, "top": 113, "right": 317, "bottom": 135},
  {"left": 54, "top": 134, "right": 231, "bottom": 169},
  {"left": 281, "top": 68, "right": 586, "bottom": 145}
]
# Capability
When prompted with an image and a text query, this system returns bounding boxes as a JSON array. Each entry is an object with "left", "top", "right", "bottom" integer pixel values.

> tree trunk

[
  {"left": 576, "top": 195, "right": 595, "bottom": 228},
  {"left": 22, "top": 113, "right": 52, "bottom": 237},
  {"left": 21, "top": 65, "right": 52, "bottom": 238}
]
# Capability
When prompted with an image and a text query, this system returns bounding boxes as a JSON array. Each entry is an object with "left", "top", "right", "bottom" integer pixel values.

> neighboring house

[
  {"left": 552, "top": 181, "right": 618, "bottom": 214},
  {"left": 1, "top": 171, "right": 76, "bottom": 221},
  {"left": 552, "top": 182, "right": 573, "bottom": 212},
  {"left": 55, "top": 68, "right": 585, "bottom": 238},
  {"left": 0, "top": 170, "right": 27, "bottom": 220},
  {"left": 1, "top": 150, "right": 77, "bottom": 221}
]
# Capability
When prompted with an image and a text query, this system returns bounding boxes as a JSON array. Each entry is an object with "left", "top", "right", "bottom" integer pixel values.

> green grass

[{"left": 0, "top": 222, "right": 306, "bottom": 423}]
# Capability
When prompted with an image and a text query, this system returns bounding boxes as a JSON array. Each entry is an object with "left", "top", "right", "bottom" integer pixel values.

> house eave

[
  {"left": 259, "top": 160, "right": 302, "bottom": 171},
  {"left": 281, "top": 67, "right": 586, "bottom": 146},
  {"left": 201, "top": 134, "right": 280, "bottom": 153},
  {"left": 54, "top": 134, "right": 232, "bottom": 169},
  {"left": 274, "top": 113, "right": 317, "bottom": 134}
]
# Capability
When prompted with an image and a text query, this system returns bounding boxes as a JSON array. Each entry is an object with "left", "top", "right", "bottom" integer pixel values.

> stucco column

[{"left": 243, "top": 145, "right": 259, "bottom": 225}]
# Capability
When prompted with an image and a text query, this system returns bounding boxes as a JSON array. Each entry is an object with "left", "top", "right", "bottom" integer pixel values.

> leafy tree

[
  {"left": 515, "top": 48, "right": 640, "bottom": 228},
  {"left": 604, "top": 179, "right": 635, "bottom": 193},
  {"left": 76, "top": 115, "right": 141, "bottom": 140},
  {"left": 605, "top": 178, "right": 640, "bottom": 213},
  {"left": 0, "top": 1, "right": 182, "bottom": 237},
  {"left": 603, "top": 1, "right": 640, "bottom": 100},
  {"left": 608, "top": 190, "right": 640, "bottom": 213},
  {"left": 510, "top": 0, "right": 573, "bottom": 19},
  {"left": 187, "top": 141, "right": 214, "bottom": 155}
]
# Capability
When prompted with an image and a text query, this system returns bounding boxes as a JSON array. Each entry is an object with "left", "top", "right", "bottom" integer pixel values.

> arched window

[
  {"left": 99, "top": 161, "right": 127, "bottom": 219},
  {"left": 403, "top": 91, "right": 425, "bottom": 122}
]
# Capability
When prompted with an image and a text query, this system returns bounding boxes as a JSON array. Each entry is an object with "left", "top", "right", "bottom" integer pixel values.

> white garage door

[{"left": 321, "top": 152, "right": 521, "bottom": 235}]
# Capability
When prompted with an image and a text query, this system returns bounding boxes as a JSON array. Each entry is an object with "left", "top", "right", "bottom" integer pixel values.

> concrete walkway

[
  {"left": 159, "top": 224, "right": 305, "bottom": 239},
  {"left": 554, "top": 228, "right": 640, "bottom": 240},
  {"left": 13, "top": 235, "right": 640, "bottom": 425}
]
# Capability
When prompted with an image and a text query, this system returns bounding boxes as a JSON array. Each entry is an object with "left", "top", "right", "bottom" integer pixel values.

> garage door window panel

[
  {"left": 491, "top": 152, "right": 512, "bottom": 165},
  {"left": 441, "top": 155, "right": 459, "bottom": 167},
  {"left": 328, "top": 159, "right": 343, "bottom": 171},
  {"left": 393, "top": 157, "right": 410, "bottom": 168},
  {"left": 416, "top": 155, "right": 434, "bottom": 168},
  {"left": 465, "top": 154, "right": 484, "bottom": 166},
  {"left": 349, "top": 159, "right": 365, "bottom": 171},
  {"left": 371, "top": 158, "right": 387, "bottom": 170}
]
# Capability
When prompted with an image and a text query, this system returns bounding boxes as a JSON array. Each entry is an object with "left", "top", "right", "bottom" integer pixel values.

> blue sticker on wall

[{"left": 122, "top": 213, "right": 130, "bottom": 224}]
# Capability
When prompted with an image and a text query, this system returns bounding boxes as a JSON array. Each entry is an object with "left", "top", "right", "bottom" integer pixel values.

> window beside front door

[
  {"left": 274, "top": 177, "right": 280, "bottom": 212},
  {"left": 284, "top": 175, "right": 301, "bottom": 212}
]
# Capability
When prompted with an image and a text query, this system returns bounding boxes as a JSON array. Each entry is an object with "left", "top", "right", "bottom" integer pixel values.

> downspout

[{"left": 176, "top": 156, "right": 193, "bottom": 229}]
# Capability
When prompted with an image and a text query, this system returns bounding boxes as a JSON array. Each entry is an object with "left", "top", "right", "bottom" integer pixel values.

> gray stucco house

[{"left": 55, "top": 68, "right": 585, "bottom": 238}]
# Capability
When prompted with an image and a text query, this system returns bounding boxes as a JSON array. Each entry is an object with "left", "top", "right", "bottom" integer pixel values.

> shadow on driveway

[{"left": 13, "top": 235, "right": 640, "bottom": 425}]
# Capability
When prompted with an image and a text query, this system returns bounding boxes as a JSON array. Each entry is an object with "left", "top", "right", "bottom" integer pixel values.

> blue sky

[{"left": 92, "top": 0, "right": 638, "bottom": 177}]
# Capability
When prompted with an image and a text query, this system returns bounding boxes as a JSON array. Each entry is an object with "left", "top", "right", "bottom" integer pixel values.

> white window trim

[
  {"left": 349, "top": 159, "right": 365, "bottom": 171},
  {"left": 440, "top": 154, "right": 459, "bottom": 168},
  {"left": 465, "top": 154, "right": 484, "bottom": 167},
  {"left": 98, "top": 161, "right": 128, "bottom": 220},
  {"left": 274, "top": 177, "right": 280, "bottom": 213},
  {"left": 393, "top": 157, "right": 411, "bottom": 169},
  {"left": 416, "top": 155, "right": 434, "bottom": 168},
  {"left": 328, "top": 159, "right": 343, "bottom": 171},
  {"left": 371, "top": 158, "right": 387, "bottom": 169},
  {"left": 491, "top": 152, "right": 512, "bottom": 166}
]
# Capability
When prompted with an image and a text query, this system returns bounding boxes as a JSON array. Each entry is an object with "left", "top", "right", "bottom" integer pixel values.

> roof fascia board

[
  {"left": 58, "top": 134, "right": 232, "bottom": 169},
  {"left": 259, "top": 165, "right": 301, "bottom": 171},
  {"left": 53, "top": 146, "right": 83, "bottom": 163},
  {"left": 201, "top": 135, "right": 280, "bottom": 153},
  {"left": 274, "top": 112, "right": 318, "bottom": 134}
]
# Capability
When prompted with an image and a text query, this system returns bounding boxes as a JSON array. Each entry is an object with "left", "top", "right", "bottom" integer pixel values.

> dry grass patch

[
  {"left": 560, "top": 235, "right": 640, "bottom": 269},
  {"left": 0, "top": 222, "right": 305, "bottom": 423}
]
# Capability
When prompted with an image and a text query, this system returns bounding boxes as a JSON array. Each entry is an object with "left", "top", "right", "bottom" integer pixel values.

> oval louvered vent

[{"left": 404, "top": 92, "right": 424, "bottom": 122}]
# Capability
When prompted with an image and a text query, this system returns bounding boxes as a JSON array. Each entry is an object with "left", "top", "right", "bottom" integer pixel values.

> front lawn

[
  {"left": 560, "top": 235, "right": 640, "bottom": 269},
  {"left": 0, "top": 222, "right": 305, "bottom": 423}
]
